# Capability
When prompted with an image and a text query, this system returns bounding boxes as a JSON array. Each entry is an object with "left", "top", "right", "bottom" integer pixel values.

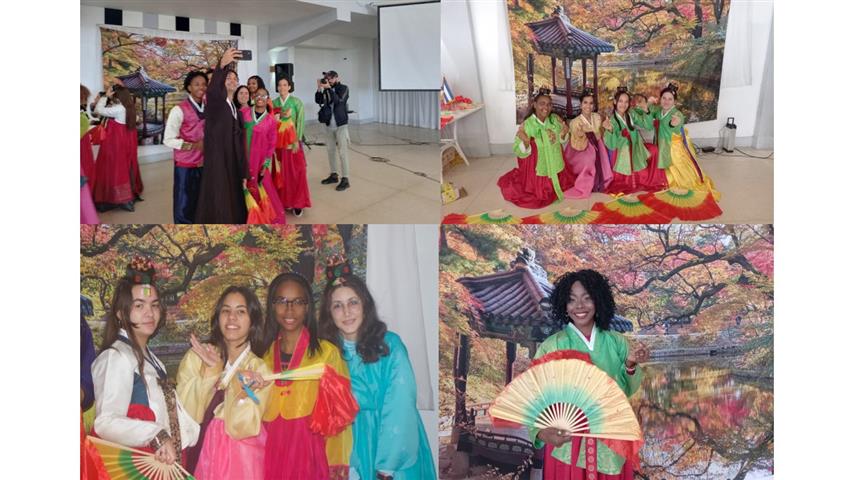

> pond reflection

[{"left": 633, "top": 359, "right": 773, "bottom": 479}]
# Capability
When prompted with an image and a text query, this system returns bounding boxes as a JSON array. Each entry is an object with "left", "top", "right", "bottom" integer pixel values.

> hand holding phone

[{"left": 238, "top": 50, "right": 252, "bottom": 61}]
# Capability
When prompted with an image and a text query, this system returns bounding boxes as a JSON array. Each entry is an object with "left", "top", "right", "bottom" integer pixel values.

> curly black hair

[
  {"left": 550, "top": 269, "right": 616, "bottom": 330},
  {"left": 318, "top": 274, "right": 389, "bottom": 364},
  {"left": 183, "top": 70, "right": 208, "bottom": 92}
]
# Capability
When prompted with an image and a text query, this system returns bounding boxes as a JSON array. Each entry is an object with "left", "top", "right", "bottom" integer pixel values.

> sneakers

[
  {"left": 336, "top": 177, "right": 350, "bottom": 191},
  {"left": 294, "top": 208, "right": 304, "bottom": 217},
  {"left": 321, "top": 173, "right": 339, "bottom": 184}
]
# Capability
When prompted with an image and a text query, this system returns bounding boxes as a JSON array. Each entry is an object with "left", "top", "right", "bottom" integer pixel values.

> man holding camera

[{"left": 315, "top": 71, "right": 350, "bottom": 191}]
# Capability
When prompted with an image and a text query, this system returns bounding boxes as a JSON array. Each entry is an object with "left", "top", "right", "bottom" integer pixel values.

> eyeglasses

[
  {"left": 255, "top": 95, "right": 269, "bottom": 100},
  {"left": 272, "top": 297, "right": 309, "bottom": 308}
]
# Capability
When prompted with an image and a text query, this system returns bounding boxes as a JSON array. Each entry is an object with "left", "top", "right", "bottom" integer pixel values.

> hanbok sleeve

[
  {"left": 222, "top": 357, "right": 273, "bottom": 440},
  {"left": 603, "top": 116, "right": 629, "bottom": 150},
  {"left": 295, "top": 97, "right": 306, "bottom": 143},
  {"left": 320, "top": 347, "right": 354, "bottom": 477},
  {"left": 162, "top": 106, "right": 186, "bottom": 151},
  {"left": 375, "top": 335, "right": 423, "bottom": 475},
  {"left": 264, "top": 117, "right": 277, "bottom": 161},
  {"left": 513, "top": 135, "right": 533, "bottom": 158},
  {"left": 176, "top": 349, "right": 220, "bottom": 423},
  {"left": 631, "top": 109, "right": 654, "bottom": 130},
  {"left": 613, "top": 334, "right": 643, "bottom": 397},
  {"left": 94, "top": 97, "right": 126, "bottom": 122},
  {"left": 92, "top": 348, "right": 162, "bottom": 447}
]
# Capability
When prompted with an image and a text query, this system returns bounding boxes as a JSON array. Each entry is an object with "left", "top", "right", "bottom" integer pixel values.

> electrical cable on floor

[{"left": 303, "top": 128, "right": 440, "bottom": 183}]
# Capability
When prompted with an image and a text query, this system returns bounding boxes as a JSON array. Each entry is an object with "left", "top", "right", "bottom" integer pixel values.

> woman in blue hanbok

[{"left": 319, "top": 268, "right": 436, "bottom": 480}]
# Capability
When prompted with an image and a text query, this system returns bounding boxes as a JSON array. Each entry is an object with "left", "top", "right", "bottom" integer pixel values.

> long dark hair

[
  {"left": 247, "top": 75, "right": 266, "bottom": 92},
  {"left": 112, "top": 85, "right": 137, "bottom": 130},
  {"left": 100, "top": 278, "right": 167, "bottom": 389},
  {"left": 319, "top": 274, "right": 389, "bottom": 364},
  {"left": 613, "top": 90, "right": 633, "bottom": 130},
  {"left": 233, "top": 85, "right": 250, "bottom": 109},
  {"left": 262, "top": 272, "right": 321, "bottom": 357},
  {"left": 550, "top": 269, "right": 616, "bottom": 331},
  {"left": 208, "top": 286, "right": 266, "bottom": 359}
]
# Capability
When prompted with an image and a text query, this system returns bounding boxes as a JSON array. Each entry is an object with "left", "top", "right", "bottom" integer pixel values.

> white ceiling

[{"left": 81, "top": 0, "right": 338, "bottom": 26}]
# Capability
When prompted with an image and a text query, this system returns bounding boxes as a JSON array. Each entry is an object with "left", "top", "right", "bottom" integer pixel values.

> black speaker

[{"left": 274, "top": 63, "right": 295, "bottom": 86}]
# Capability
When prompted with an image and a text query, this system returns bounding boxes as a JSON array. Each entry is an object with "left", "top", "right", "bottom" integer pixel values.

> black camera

[{"left": 320, "top": 78, "right": 328, "bottom": 85}]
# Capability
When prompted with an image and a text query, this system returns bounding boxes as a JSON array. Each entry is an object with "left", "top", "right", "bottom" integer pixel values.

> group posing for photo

[
  {"left": 88, "top": 257, "right": 435, "bottom": 480},
  {"left": 499, "top": 83, "right": 719, "bottom": 209},
  {"left": 80, "top": 47, "right": 353, "bottom": 224}
]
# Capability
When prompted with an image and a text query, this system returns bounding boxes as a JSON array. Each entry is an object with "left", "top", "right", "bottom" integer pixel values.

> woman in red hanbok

[
  {"left": 92, "top": 85, "right": 143, "bottom": 211},
  {"left": 272, "top": 76, "right": 311, "bottom": 217},
  {"left": 242, "top": 88, "right": 286, "bottom": 224}
]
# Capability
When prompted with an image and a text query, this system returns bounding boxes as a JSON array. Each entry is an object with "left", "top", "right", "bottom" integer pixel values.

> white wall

[
  {"left": 290, "top": 34, "right": 378, "bottom": 123},
  {"left": 446, "top": 0, "right": 774, "bottom": 152},
  {"left": 80, "top": 5, "right": 258, "bottom": 97},
  {"left": 441, "top": 0, "right": 491, "bottom": 157}
]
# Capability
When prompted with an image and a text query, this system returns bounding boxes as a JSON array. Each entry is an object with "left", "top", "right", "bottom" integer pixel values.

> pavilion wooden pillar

[
  {"left": 550, "top": 56, "right": 557, "bottom": 91},
  {"left": 527, "top": 53, "right": 535, "bottom": 100},
  {"left": 505, "top": 342, "right": 517, "bottom": 385},
  {"left": 141, "top": 95, "right": 148, "bottom": 144},
  {"left": 453, "top": 333, "right": 471, "bottom": 427},
  {"left": 593, "top": 56, "right": 600, "bottom": 112},
  {"left": 564, "top": 57, "right": 572, "bottom": 115},
  {"left": 582, "top": 59, "right": 588, "bottom": 90}
]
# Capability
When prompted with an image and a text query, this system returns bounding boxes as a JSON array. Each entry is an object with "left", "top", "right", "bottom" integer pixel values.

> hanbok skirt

[
  {"left": 543, "top": 441, "right": 633, "bottom": 480},
  {"left": 194, "top": 418, "right": 267, "bottom": 480},
  {"left": 275, "top": 145, "right": 312, "bottom": 210},
  {"left": 263, "top": 416, "right": 332, "bottom": 480},
  {"left": 564, "top": 133, "right": 613, "bottom": 199},
  {"left": 664, "top": 131, "right": 720, "bottom": 200},
  {"left": 498, "top": 140, "right": 574, "bottom": 209},
  {"left": 92, "top": 120, "right": 141, "bottom": 205},
  {"left": 605, "top": 143, "right": 667, "bottom": 195}
]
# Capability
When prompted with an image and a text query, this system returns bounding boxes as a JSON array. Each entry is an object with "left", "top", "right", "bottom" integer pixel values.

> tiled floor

[
  {"left": 441, "top": 148, "right": 774, "bottom": 224},
  {"left": 99, "top": 122, "right": 441, "bottom": 224}
]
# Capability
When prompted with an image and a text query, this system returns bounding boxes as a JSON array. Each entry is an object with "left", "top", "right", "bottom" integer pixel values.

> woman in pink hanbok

[
  {"left": 564, "top": 90, "right": 613, "bottom": 198},
  {"left": 241, "top": 88, "right": 286, "bottom": 224}
]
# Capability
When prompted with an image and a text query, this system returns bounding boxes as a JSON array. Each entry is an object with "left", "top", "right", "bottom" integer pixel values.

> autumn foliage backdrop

[{"left": 509, "top": 0, "right": 730, "bottom": 122}]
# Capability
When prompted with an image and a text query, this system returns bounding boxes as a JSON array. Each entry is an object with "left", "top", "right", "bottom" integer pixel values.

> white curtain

[
  {"left": 721, "top": 1, "right": 753, "bottom": 88},
  {"left": 753, "top": 16, "right": 773, "bottom": 149},
  {"left": 376, "top": 91, "right": 439, "bottom": 129},
  {"left": 366, "top": 225, "right": 437, "bottom": 410},
  {"left": 366, "top": 224, "right": 438, "bottom": 470}
]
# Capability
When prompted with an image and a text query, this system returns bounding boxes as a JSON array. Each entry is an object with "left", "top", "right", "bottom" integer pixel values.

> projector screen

[{"left": 378, "top": 1, "right": 440, "bottom": 91}]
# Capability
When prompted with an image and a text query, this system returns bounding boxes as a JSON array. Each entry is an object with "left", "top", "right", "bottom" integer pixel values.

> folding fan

[
  {"left": 262, "top": 363, "right": 327, "bottom": 382},
  {"left": 522, "top": 207, "right": 603, "bottom": 224},
  {"left": 244, "top": 186, "right": 272, "bottom": 224},
  {"left": 638, "top": 188, "right": 722, "bottom": 221},
  {"left": 87, "top": 436, "right": 195, "bottom": 480},
  {"left": 591, "top": 196, "right": 673, "bottom": 224},
  {"left": 441, "top": 210, "right": 522, "bottom": 224},
  {"left": 489, "top": 357, "right": 641, "bottom": 442}
]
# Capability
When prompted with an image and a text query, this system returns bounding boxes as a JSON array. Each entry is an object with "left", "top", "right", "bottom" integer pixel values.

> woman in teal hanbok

[{"left": 319, "top": 268, "right": 436, "bottom": 480}]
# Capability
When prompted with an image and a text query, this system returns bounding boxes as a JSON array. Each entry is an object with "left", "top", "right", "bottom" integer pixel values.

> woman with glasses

[
  {"left": 261, "top": 272, "right": 358, "bottom": 479},
  {"left": 318, "top": 267, "right": 436, "bottom": 480},
  {"left": 241, "top": 87, "right": 286, "bottom": 224}
]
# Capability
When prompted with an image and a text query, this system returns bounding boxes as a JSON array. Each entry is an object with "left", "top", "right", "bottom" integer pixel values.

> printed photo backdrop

[
  {"left": 438, "top": 224, "right": 772, "bottom": 478},
  {"left": 80, "top": 224, "right": 367, "bottom": 372},
  {"left": 508, "top": 0, "right": 731, "bottom": 123},
  {"left": 100, "top": 26, "right": 236, "bottom": 113}
]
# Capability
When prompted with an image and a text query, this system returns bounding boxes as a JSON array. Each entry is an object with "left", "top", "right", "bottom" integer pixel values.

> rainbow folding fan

[
  {"left": 489, "top": 356, "right": 641, "bottom": 442},
  {"left": 442, "top": 210, "right": 522, "bottom": 224},
  {"left": 591, "top": 196, "right": 673, "bottom": 224},
  {"left": 522, "top": 207, "right": 602, "bottom": 224},
  {"left": 638, "top": 188, "right": 722, "bottom": 221},
  {"left": 244, "top": 185, "right": 273, "bottom": 224},
  {"left": 87, "top": 436, "right": 195, "bottom": 480}
]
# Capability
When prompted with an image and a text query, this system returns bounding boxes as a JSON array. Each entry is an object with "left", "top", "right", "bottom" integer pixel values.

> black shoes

[
  {"left": 294, "top": 208, "right": 304, "bottom": 217},
  {"left": 321, "top": 173, "right": 339, "bottom": 184},
  {"left": 336, "top": 177, "right": 350, "bottom": 191}
]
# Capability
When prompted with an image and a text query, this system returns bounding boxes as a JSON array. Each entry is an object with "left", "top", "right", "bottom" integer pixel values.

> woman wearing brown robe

[{"left": 195, "top": 47, "right": 248, "bottom": 223}]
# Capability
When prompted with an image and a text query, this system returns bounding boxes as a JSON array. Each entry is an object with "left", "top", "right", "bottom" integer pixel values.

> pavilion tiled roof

[
  {"left": 458, "top": 266, "right": 633, "bottom": 342},
  {"left": 117, "top": 67, "right": 176, "bottom": 96},
  {"left": 526, "top": 11, "right": 615, "bottom": 58}
]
